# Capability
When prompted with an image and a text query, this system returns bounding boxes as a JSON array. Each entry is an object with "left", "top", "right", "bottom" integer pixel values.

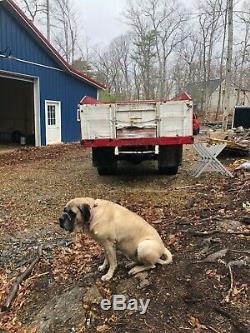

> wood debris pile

[{"left": 209, "top": 128, "right": 250, "bottom": 156}]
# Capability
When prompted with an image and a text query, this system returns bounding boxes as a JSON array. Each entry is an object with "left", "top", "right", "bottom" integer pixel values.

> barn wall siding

[
  {"left": 0, "top": 5, "right": 98, "bottom": 145},
  {"left": 0, "top": 6, "right": 59, "bottom": 68}
]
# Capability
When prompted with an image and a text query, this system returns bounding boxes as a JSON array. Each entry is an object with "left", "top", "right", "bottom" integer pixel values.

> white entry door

[{"left": 45, "top": 100, "right": 61, "bottom": 144}]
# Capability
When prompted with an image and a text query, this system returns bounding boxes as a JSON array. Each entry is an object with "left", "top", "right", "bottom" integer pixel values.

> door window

[{"left": 47, "top": 105, "right": 56, "bottom": 125}]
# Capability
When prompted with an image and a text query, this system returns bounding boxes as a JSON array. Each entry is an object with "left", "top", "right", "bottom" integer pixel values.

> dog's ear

[{"left": 79, "top": 204, "right": 91, "bottom": 223}]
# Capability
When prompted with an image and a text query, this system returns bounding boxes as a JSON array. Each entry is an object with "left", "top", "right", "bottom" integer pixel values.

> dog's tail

[{"left": 157, "top": 248, "right": 173, "bottom": 265}]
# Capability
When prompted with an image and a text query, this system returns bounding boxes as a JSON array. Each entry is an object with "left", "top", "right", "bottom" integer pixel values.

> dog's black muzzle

[{"left": 59, "top": 211, "right": 75, "bottom": 232}]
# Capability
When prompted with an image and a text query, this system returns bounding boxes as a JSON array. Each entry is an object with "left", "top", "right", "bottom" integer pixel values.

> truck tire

[
  {"left": 159, "top": 166, "right": 178, "bottom": 175},
  {"left": 97, "top": 166, "right": 117, "bottom": 176},
  {"left": 92, "top": 147, "right": 117, "bottom": 176},
  {"left": 158, "top": 145, "right": 182, "bottom": 175}
]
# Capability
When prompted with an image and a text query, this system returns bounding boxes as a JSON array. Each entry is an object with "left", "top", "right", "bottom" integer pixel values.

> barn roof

[
  {"left": 171, "top": 91, "right": 192, "bottom": 101},
  {"left": 0, "top": 0, "right": 105, "bottom": 90}
]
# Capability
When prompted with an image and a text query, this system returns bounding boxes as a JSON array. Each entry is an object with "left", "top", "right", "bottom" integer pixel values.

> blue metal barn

[{"left": 0, "top": 0, "right": 104, "bottom": 146}]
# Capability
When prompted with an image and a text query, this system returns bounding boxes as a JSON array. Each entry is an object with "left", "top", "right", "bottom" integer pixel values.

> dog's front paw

[
  {"left": 98, "top": 264, "right": 106, "bottom": 272},
  {"left": 101, "top": 273, "right": 113, "bottom": 281}
]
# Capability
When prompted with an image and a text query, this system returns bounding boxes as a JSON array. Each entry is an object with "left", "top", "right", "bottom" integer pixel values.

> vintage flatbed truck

[{"left": 80, "top": 93, "right": 194, "bottom": 175}]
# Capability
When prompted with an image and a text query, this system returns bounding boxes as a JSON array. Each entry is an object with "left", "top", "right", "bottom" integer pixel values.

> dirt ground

[{"left": 0, "top": 141, "right": 249, "bottom": 333}]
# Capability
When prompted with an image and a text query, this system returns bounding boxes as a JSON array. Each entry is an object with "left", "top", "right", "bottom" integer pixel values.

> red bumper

[{"left": 81, "top": 136, "right": 194, "bottom": 148}]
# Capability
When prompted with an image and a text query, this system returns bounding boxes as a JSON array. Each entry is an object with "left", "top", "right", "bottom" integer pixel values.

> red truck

[{"left": 193, "top": 113, "right": 200, "bottom": 135}]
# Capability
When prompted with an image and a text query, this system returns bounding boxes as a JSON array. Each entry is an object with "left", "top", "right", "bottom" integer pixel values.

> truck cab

[{"left": 193, "top": 113, "right": 200, "bottom": 135}]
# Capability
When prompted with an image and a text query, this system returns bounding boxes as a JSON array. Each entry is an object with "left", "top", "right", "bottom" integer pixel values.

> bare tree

[
  {"left": 197, "top": 0, "right": 224, "bottom": 115},
  {"left": 92, "top": 34, "right": 133, "bottom": 100},
  {"left": 216, "top": 2, "right": 228, "bottom": 120},
  {"left": 124, "top": 2, "right": 157, "bottom": 99},
  {"left": 172, "top": 33, "right": 200, "bottom": 93},
  {"left": 52, "top": 0, "right": 78, "bottom": 64},
  {"left": 222, "top": 0, "right": 234, "bottom": 130},
  {"left": 17, "top": 0, "right": 249, "bottom": 109},
  {"left": 124, "top": 0, "right": 188, "bottom": 99},
  {"left": 131, "top": 30, "right": 157, "bottom": 99},
  {"left": 45, "top": 0, "right": 51, "bottom": 42},
  {"left": 235, "top": 1, "right": 250, "bottom": 104},
  {"left": 144, "top": 0, "right": 188, "bottom": 97},
  {"left": 111, "top": 35, "right": 132, "bottom": 98},
  {"left": 93, "top": 47, "right": 122, "bottom": 99},
  {"left": 14, "top": 0, "right": 96, "bottom": 83},
  {"left": 17, "top": 0, "right": 45, "bottom": 22}
]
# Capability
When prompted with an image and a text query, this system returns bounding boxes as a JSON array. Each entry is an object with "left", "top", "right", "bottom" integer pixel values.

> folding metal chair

[{"left": 191, "top": 143, "right": 234, "bottom": 178}]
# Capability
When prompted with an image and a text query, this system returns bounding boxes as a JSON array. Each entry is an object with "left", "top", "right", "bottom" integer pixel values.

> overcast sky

[
  {"left": 76, "top": 0, "right": 129, "bottom": 47},
  {"left": 75, "top": 0, "right": 245, "bottom": 47}
]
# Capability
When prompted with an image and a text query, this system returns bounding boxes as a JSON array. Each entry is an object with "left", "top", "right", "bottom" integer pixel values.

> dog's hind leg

[
  {"left": 128, "top": 240, "right": 160, "bottom": 276},
  {"left": 157, "top": 248, "right": 172, "bottom": 265},
  {"left": 125, "top": 261, "right": 136, "bottom": 269},
  {"left": 128, "top": 264, "right": 155, "bottom": 275}
]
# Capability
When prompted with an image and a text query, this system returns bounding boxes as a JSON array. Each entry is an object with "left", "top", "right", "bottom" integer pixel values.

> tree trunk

[
  {"left": 222, "top": 0, "right": 234, "bottom": 130},
  {"left": 236, "top": 22, "right": 249, "bottom": 105},
  {"left": 46, "top": 0, "right": 50, "bottom": 42},
  {"left": 216, "top": 5, "right": 227, "bottom": 120}
]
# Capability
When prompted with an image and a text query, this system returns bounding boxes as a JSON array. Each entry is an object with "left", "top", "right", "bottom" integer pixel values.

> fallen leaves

[
  {"left": 225, "top": 283, "right": 248, "bottom": 303},
  {"left": 52, "top": 233, "right": 101, "bottom": 282},
  {"left": 96, "top": 324, "right": 110, "bottom": 332},
  {"left": 188, "top": 315, "right": 208, "bottom": 333},
  {"left": 206, "top": 269, "right": 222, "bottom": 282},
  {"left": 0, "top": 278, "right": 23, "bottom": 332},
  {"left": 242, "top": 201, "right": 250, "bottom": 213}
]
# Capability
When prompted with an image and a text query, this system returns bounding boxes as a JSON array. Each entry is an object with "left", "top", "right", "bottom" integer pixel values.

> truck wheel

[
  {"left": 92, "top": 147, "right": 117, "bottom": 176},
  {"left": 159, "top": 166, "right": 178, "bottom": 175},
  {"left": 97, "top": 166, "right": 117, "bottom": 176},
  {"left": 158, "top": 145, "right": 182, "bottom": 175}
]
